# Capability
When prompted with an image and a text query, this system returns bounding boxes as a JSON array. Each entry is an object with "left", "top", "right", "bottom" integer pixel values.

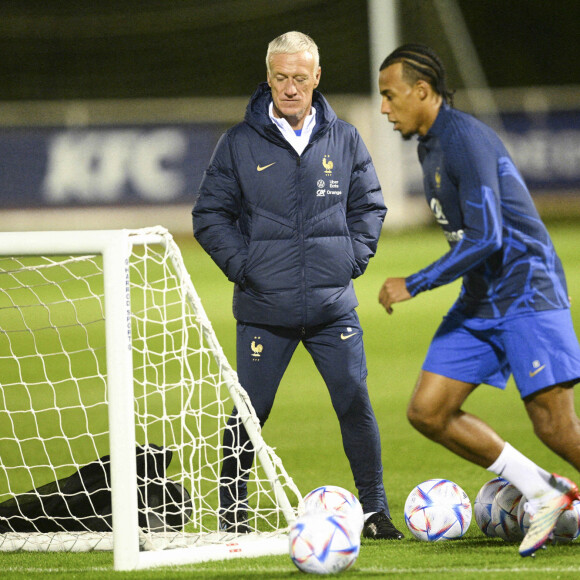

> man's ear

[
  {"left": 416, "top": 80, "right": 429, "bottom": 100},
  {"left": 313, "top": 66, "right": 321, "bottom": 89}
]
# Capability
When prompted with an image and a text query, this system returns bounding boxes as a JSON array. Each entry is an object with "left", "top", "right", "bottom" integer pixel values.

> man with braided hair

[{"left": 377, "top": 44, "right": 580, "bottom": 557}]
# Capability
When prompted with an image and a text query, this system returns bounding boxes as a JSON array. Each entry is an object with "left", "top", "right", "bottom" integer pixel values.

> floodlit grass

[{"left": 1, "top": 220, "right": 580, "bottom": 578}]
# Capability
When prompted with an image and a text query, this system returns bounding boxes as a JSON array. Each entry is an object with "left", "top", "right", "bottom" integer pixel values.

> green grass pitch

[{"left": 1, "top": 220, "right": 580, "bottom": 578}]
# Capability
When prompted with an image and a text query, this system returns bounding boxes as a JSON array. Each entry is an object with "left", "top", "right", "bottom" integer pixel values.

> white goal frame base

[{"left": 0, "top": 531, "right": 289, "bottom": 568}]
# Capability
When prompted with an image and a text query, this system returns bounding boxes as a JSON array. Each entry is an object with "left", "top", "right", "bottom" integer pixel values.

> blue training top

[{"left": 405, "top": 104, "right": 570, "bottom": 318}]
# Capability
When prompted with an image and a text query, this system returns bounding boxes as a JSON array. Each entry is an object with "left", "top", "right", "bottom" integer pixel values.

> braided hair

[{"left": 380, "top": 44, "right": 455, "bottom": 107}]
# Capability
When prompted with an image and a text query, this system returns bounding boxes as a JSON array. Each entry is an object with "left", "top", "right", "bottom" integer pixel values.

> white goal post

[{"left": 0, "top": 226, "right": 303, "bottom": 570}]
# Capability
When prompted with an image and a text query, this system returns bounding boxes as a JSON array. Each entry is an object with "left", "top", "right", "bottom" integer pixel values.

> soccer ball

[
  {"left": 518, "top": 497, "right": 580, "bottom": 542},
  {"left": 404, "top": 479, "right": 472, "bottom": 541},
  {"left": 516, "top": 495, "right": 529, "bottom": 536},
  {"left": 303, "top": 485, "right": 364, "bottom": 534},
  {"left": 473, "top": 477, "right": 510, "bottom": 537},
  {"left": 490, "top": 483, "right": 524, "bottom": 541},
  {"left": 288, "top": 511, "right": 360, "bottom": 575}
]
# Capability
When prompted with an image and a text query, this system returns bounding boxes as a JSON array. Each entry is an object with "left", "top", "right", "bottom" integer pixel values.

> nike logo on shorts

[
  {"left": 529, "top": 364, "right": 546, "bottom": 377},
  {"left": 340, "top": 332, "right": 357, "bottom": 340}
]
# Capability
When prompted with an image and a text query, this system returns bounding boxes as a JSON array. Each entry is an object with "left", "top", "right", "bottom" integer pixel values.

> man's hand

[{"left": 378, "top": 277, "right": 412, "bottom": 314}]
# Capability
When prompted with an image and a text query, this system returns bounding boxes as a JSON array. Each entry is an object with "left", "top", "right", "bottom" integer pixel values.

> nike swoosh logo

[
  {"left": 340, "top": 332, "right": 357, "bottom": 340},
  {"left": 257, "top": 162, "right": 276, "bottom": 172},
  {"left": 529, "top": 365, "right": 546, "bottom": 378}
]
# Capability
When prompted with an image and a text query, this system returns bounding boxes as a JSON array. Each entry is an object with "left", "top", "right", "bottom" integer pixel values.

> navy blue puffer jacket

[{"left": 192, "top": 83, "right": 386, "bottom": 328}]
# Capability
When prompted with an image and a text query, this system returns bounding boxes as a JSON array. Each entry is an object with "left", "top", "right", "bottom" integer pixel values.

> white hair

[{"left": 266, "top": 31, "right": 320, "bottom": 74}]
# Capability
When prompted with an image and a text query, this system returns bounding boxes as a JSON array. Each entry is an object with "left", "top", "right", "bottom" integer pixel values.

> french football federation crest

[
  {"left": 251, "top": 337, "right": 263, "bottom": 359},
  {"left": 323, "top": 155, "right": 333, "bottom": 175},
  {"left": 435, "top": 167, "right": 441, "bottom": 189}
]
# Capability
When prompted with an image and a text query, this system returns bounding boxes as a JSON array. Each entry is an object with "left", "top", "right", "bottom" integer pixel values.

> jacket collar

[
  {"left": 244, "top": 82, "right": 336, "bottom": 144},
  {"left": 419, "top": 102, "right": 451, "bottom": 143}
]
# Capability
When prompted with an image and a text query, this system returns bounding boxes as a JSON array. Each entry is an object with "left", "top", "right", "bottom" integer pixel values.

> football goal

[{"left": 0, "top": 226, "right": 302, "bottom": 570}]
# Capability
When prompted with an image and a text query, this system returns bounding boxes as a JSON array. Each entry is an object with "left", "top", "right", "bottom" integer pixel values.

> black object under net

[{"left": 0, "top": 444, "right": 192, "bottom": 534}]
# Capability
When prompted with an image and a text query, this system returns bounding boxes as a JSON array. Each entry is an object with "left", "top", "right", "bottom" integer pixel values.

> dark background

[{"left": 1, "top": 0, "right": 578, "bottom": 101}]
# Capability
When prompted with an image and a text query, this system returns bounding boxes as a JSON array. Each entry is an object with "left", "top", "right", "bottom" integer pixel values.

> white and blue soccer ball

[
  {"left": 518, "top": 497, "right": 580, "bottom": 543},
  {"left": 303, "top": 485, "right": 364, "bottom": 534},
  {"left": 288, "top": 511, "right": 360, "bottom": 575},
  {"left": 404, "top": 479, "right": 472, "bottom": 542},
  {"left": 490, "top": 482, "right": 524, "bottom": 542},
  {"left": 552, "top": 502, "right": 580, "bottom": 542},
  {"left": 474, "top": 477, "right": 510, "bottom": 537}
]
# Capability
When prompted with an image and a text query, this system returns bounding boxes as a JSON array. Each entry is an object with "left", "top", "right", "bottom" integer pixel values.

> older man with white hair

[{"left": 193, "top": 31, "right": 403, "bottom": 540}]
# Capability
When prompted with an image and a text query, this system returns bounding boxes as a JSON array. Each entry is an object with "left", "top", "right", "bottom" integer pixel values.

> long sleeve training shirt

[{"left": 406, "top": 104, "right": 569, "bottom": 318}]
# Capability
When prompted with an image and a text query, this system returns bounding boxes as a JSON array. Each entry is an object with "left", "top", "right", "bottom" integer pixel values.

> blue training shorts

[{"left": 422, "top": 307, "right": 580, "bottom": 399}]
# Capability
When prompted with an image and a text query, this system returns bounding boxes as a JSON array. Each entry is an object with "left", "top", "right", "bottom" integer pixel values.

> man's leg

[
  {"left": 303, "top": 313, "right": 386, "bottom": 512},
  {"left": 337, "top": 383, "right": 405, "bottom": 539},
  {"left": 408, "top": 371, "right": 580, "bottom": 555},
  {"left": 407, "top": 370, "right": 505, "bottom": 466},
  {"left": 524, "top": 382, "right": 580, "bottom": 470},
  {"left": 515, "top": 382, "right": 580, "bottom": 556},
  {"left": 336, "top": 383, "right": 388, "bottom": 513},
  {"left": 303, "top": 311, "right": 403, "bottom": 539},
  {"left": 500, "top": 309, "right": 580, "bottom": 555},
  {"left": 501, "top": 308, "right": 580, "bottom": 471},
  {"left": 408, "top": 371, "right": 567, "bottom": 496},
  {"left": 219, "top": 323, "right": 299, "bottom": 531}
]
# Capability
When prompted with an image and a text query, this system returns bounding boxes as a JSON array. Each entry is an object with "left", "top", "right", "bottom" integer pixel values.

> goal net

[{"left": 0, "top": 226, "right": 302, "bottom": 570}]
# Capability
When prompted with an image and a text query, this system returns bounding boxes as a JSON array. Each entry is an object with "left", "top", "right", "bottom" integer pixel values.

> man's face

[
  {"left": 267, "top": 51, "right": 321, "bottom": 129},
  {"left": 378, "top": 62, "right": 424, "bottom": 140}
]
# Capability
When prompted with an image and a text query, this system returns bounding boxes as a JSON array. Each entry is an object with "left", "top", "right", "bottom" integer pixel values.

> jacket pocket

[
  {"left": 242, "top": 208, "right": 296, "bottom": 292},
  {"left": 304, "top": 203, "right": 356, "bottom": 286}
]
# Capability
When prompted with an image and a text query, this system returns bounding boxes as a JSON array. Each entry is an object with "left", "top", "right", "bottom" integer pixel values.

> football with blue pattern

[{"left": 404, "top": 479, "right": 472, "bottom": 542}]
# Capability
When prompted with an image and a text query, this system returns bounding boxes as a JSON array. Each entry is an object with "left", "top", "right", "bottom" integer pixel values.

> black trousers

[{"left": 219, "top": 309, "right": 390, "bottom": 516}]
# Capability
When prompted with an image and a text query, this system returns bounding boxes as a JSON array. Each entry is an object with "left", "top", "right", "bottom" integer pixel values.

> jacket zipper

[{"left": 295, "top": 154, "right": 308, "bottom": 330}]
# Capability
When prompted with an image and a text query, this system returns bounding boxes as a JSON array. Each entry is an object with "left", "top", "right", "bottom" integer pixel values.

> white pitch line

[
  {"left": 4, "top": 567, "right": 111, "bottom": 574},
  {"left": 5, "top": 565, "right": 580, "bottom": 576},
  {"left": 356, "top": 566, "right": 580, "bottom": 574}
]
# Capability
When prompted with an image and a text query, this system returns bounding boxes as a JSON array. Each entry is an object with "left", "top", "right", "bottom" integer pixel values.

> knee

[
  {"left": 532, "top": 419, "right": 557, "bottom": 445},
  {"left": 228, "top": 407, "right": 269, "bottom": 432},
  {"left": 527, "top": 404, "right": 580, "bottom": 468},
  {"left": 406, "top": 398, "right": 446, "bottom": 439},
  {"left": 531, "top": 414, "right": 580, "bottom": 450},
  {"left": 527, "top": 390, "right": 580, "bottom": 448},
  {"left": 332, "top": 379, "right": 369, "bottom": 419},
  {"left": 240, "top": 399, "right": 272, "bottom": 426}
]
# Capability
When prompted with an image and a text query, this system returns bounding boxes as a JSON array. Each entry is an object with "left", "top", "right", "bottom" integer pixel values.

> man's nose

[
  {"left": 284, "top": 80, "right": 298, "bottom": 95},
  {"left": 380, "top": 98, "right": 390, "bottom": 115}
]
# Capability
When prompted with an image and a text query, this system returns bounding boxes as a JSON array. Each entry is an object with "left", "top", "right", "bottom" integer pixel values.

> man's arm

[
  {"left": 405, "top": 184, "right": 502, "bottom": 296},
  {"left": 378, "top": 134, "right": 503, "bottom": 314},
  {"left": 192, "top": 133, "right": 248, "bottom": 285},
  {"left": 406, "top": 128, "right": 505, "bottom": 296},
  {"left": 378, "top": 277, "right": 411, "bottom": 315},
  {"left": 346, "top": 130, "right": 387, "bottom": 278}
]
